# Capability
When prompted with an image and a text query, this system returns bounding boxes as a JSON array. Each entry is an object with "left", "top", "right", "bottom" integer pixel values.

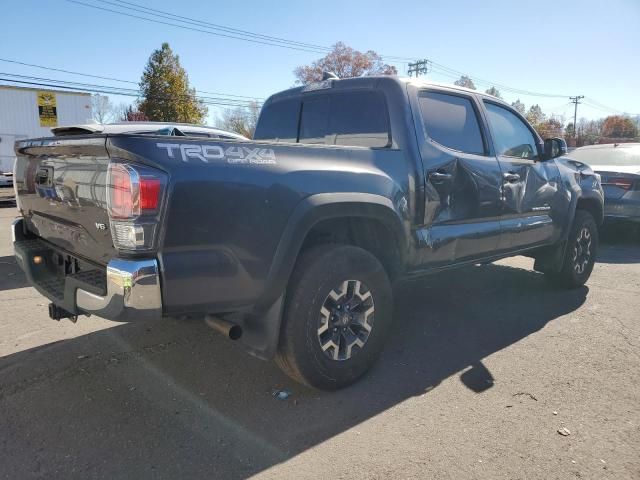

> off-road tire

[
  {"left": 275, "top": 244, "right": 393, "bottom": 390},
  {"left": 547, "top": 210, "right": 598, "bottom": 288}
]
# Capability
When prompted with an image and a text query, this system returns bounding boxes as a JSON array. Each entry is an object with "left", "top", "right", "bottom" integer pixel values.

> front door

[
  {"left": 481, "top": 101, "right": 561, "bottom": 251},
  {"left": 411, "top": 88, "right": 504, "bottom": 268}
]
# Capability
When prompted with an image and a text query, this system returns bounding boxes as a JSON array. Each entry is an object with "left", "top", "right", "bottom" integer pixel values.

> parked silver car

[{"left": 568, "top": 143, "right": 640, "bottom": 225}]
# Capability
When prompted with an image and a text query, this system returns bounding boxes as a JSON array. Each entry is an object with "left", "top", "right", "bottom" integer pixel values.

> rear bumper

[
  {"left": 12, "top": 218, "right": 162, "bottom": 321},
  {"left": 604, "top": 198, "right": 640, "bottom": 223}
]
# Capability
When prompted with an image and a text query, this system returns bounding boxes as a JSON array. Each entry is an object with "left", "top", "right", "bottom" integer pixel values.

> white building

[{"left": 0, "top": 86, "right": 92, "bottom": 172}]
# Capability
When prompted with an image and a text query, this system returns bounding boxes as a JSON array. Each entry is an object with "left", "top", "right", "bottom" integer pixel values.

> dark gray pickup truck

[{"left": 12, "top": 76, "right": 604, "bottom": 389}]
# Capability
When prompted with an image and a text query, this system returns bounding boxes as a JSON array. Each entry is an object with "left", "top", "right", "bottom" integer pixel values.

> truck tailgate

[{"left": 14, "top": 136, "right": 116, "bottom": 266}]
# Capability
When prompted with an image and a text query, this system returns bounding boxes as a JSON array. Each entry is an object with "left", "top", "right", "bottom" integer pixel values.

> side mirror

[{"left": 544, "top": 137, "right": 568, "bottom": 160}]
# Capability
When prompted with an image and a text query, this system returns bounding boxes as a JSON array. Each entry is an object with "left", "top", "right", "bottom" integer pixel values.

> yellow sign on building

[{"left": 37, "top": 91, "right": 57, "bottom": 127}]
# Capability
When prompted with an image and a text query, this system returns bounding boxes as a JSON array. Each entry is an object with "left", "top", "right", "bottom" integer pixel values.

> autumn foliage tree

[
  {"left": 138, "top": 43, "right": 207, "bottom": 123},
  {"left": 526, "top": 104, "right": 546, "bottom": 127},
  {"left": 294, "top": 42, "right": 397, "bottom": 84},
  {"left": 601, "top": 115, "right": 638, "bottom": 138},
  {"left": 536, "top": 118, "right": 564, "bottom": 138}
]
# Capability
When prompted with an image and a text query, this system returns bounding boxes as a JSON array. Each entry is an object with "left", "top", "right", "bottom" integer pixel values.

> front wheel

[
  {"left": 546, "top": 210, "right": 598, "bottom": 288},
  {"left": 275, "top": 244, "right": 393, "bottom": 390}
]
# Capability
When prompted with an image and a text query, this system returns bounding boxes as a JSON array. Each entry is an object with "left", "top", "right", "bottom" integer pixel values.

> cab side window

[
  {"left": 418, "top": 91, "right": 485, "bottom": 155},
  {"left": 484, "top": 102, "right": 539, "bottom": 160},
  {"left": 299, "top": 91, "right": 391, "bottom": 148},
  {"left": 253, "top": 98, "right": 300, "bottom": 143}
]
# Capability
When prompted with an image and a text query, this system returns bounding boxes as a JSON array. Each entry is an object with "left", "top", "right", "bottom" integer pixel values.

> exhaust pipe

[{"left": 205, "top": 315, "right": 242, "bottom": 340}]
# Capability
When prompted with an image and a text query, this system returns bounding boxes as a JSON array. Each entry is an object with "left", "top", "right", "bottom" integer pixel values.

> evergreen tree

[{"left": 138, "top": 43, "right": 207, "bottom": 123}]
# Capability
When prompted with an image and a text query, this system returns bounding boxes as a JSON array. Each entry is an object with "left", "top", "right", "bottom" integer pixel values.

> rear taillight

[
  {"left": 603, "top": 177, "right": 634, "bottom": 191},
  {"left": 106, "top": 163, "right": 167, "bottom": 251}
]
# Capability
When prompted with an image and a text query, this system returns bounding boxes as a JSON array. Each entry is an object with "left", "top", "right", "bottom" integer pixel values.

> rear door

[
  {"left": 481, "top": 101, "right": 562, "bottom": 250},
  {"left": 410, "top": 88, "right": 504, "bottom": 267}
]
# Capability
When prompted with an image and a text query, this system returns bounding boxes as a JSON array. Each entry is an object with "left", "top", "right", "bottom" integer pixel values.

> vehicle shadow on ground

[
  {"left": 598, "top": 225, "right": 640, "bottom": 264},
  {"left": 0, "top": 262, "right": 588, "bottom": 479}
]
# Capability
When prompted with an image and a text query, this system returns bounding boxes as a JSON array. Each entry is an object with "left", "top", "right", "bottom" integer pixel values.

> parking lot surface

[{"left": 1, "top": 205, "right": 638, "bottom": 479}]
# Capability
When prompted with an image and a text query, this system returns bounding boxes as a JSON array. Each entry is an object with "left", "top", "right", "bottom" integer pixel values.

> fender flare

[
  {"left": 239, "top": 193, "right": 407, "bottom": 360},
  {"left": 257, "top": 192, "right": 407, "bottom": 312}
]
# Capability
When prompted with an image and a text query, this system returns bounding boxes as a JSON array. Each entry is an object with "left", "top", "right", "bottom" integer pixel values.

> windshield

[{"left": 568, "top": 144, "right": 640, "bottom": 166}]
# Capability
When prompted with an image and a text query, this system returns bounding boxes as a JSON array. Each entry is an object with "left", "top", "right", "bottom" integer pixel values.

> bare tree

[
  {"left": 294, "top": 42, "right": 397, "bottom": 85},
  {"left": 511, "top": 99, "right": 526, "bottom": 115},
  {"left": 91, "top": 94, "right": 114, "bottom": 123},
  {"left": 113, "top": 103, "right": 148, "bottom": 122},
  {"left": 485, "top": 86, "right": 502, "bottom": 99},
  {"left": 454, "top": 75, "right": 476, "bottom": 90},
  {"left": 218, "top": 101, "right": 261, "bottom": 138}
]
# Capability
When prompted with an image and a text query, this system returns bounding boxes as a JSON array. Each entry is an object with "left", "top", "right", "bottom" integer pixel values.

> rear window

[
  {"left": 568, "top": 145, "right": 640, "bottom": 167},
  {"left": 299, "top": 91, "right": 391, "bottom": 148},
  {"left": 419, "top": 91, "right": 485, "bottom": 155},
  {"left": 253, "top": 98, "right": 300, "bottom": 143}
]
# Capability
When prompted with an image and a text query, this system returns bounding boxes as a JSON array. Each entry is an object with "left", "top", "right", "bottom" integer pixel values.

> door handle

[
  {"left": 428, "top": 171, "right": 453, "bottom": 183},
  {"left": 503, "top": 172, "right": 520, "bottom": 183}
]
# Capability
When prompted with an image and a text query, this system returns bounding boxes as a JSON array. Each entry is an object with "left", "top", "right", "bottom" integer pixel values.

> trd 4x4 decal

[{"left": 156, "top": 143, "right": 276, "bottom": 165}]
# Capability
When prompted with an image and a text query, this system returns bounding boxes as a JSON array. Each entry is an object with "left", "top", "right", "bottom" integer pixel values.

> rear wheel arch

[{"left": 257, "top": 193, "right": 408, "bottom": 311}]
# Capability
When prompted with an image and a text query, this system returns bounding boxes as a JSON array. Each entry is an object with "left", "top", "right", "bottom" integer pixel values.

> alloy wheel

[
  {"left": 573, "top": 227, "right": 592, "bottom": 274},
  {"left": 317, "top": 280, "right": 375, "bottom": 361}
]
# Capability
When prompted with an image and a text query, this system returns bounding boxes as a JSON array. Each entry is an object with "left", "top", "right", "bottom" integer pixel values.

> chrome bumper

[
  {"left": 76, "top": 258, "right": 162, "bottom": 321},
  {"left": 12, "top": 218, "right": 162, "bottom": 322}
]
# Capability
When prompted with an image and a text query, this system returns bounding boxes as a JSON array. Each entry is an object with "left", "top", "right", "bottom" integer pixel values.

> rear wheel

[
  {"left": 275, "top": 244, "right": 393, "bottom": 390},
  {"left": 546, "top": 210, "right": 598, "bottom": 288}
]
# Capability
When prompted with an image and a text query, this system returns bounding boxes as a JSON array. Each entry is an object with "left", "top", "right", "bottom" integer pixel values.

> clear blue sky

[{"left": 1, "top": 0, "right": 638, "bottom": 125}]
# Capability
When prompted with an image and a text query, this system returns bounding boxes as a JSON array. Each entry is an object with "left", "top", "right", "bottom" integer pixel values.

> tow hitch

[{"left": 48, "top": 303, "right": 78, "bottom": 323}]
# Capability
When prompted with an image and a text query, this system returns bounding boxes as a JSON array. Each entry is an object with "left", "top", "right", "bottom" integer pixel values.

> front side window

[
  {"left": 484, "top": 102, "right": 539, "bottom": 160},
  {"left": 299, "top": 91, "right": 390, "bottom": 148},
  {"left": 418, "top": 91, "right": 485, "bottom": 155}
]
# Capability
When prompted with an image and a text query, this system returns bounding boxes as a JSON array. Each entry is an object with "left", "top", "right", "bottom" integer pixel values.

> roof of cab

[{"left": 264, "top": 75, "right": 510, "bottom": 107}]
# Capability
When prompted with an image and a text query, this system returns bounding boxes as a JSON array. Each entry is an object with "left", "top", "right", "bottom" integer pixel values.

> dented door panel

[
  {"left": 408, "top": 85, "right": 504, "bottom": 268},
  {"left": 496, "top": 159, "right": 563, "bottom": 250}
]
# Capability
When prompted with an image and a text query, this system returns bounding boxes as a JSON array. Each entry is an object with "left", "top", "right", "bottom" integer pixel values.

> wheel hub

[
  {"left": 317, "top": 279, "right": 375, "bottom": 361},
  {"left": 573, "top": 227, "right": 592, "bottom": 274}
]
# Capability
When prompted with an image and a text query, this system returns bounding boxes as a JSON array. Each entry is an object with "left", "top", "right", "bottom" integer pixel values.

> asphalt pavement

[{"left": 0, "top": 204, "right": 638, "bottom": 479}]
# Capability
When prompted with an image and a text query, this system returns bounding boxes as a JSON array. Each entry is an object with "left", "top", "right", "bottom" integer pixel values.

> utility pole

[
  {"left": 570, "top": 95, "right": 584, "bottom": 138},
  {"left": 407, "top": 59, "right": 430, "bottom": 78}
]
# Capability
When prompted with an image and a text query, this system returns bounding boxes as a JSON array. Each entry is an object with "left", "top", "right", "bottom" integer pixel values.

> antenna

[{"left": 322, "top": 71, "right": 339, "bottom": 81}]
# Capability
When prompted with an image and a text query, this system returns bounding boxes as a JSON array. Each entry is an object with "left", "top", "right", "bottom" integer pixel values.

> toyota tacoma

[{"left": 12, "top": 76, "right": 604, "bottom": 389}]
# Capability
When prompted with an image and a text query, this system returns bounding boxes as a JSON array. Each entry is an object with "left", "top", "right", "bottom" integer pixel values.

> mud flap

[
  {"left": 533, "top": 239, "right": 567, "bottom": 274},
  {"left": 233, "top": 295, "right": 284, "bottom": 361}
]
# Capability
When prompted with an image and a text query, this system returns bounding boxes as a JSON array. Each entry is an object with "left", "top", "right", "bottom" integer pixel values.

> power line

[
  {"left": 90, "top": 0, "right": 417, "bottom": 62},
  {"left": 61, "top": 0, "right": 572, "bottom": 96},
  {"left": 0, "top": 74, "right": 263, "bottom": 108},
  {"left": 0, "top": 72, "right": 261, "bottom": 106},
  {"left": 105, "top": 0, "right": 334, "bottom": 52},
  {"left": 0, "top": 57, "right": 264, "bottom": 101},
  {"left": 65, "top": 0, "right": 640, "bottom": 108},
  {"left": 65, "top": 0, "right": 334, "bottom": 55}
]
